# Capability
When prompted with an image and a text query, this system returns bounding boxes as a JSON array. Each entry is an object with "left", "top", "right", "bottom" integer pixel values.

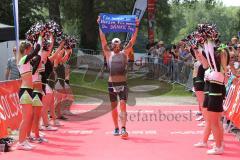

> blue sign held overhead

[{"left": 99, "top": 13, "right": 136, "bottom": 34}]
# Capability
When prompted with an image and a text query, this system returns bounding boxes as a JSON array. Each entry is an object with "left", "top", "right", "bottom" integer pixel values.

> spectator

[
  {"left": 231, "top": 37, "right": 238, "bottom": 49},
  {"left": 172, "top": 45, "right": 180, "bottom": 83},
  {"left": 163, "top": 48, "right": 172, "bottom": 65},
  {"left": 5, "top": 47, "right": 20, "bottom": 80},
  {"left": 157, "top": 41, "right": 165, "bottom": 58},
  {"left": 163, "top": 48, "right": 173, "bottom": 80},
  {"left": 156, "top": 41, "right": 165, "bottom": 76}
]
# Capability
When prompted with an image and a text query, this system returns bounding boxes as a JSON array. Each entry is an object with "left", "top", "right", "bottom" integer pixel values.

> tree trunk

[
  {"left": 48, "top": 0, "right": 61, "bottom": 26},
  {"left": 80, "top": 0, "right": 98, "bottom": 49}
]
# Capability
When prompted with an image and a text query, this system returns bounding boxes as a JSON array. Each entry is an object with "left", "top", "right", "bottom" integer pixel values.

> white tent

[
  {"left": 0, "top": 23, "right": 15, "bottom": 42},
  {"left": 0, "top": 23, "right": 16, "bottom": 81}
]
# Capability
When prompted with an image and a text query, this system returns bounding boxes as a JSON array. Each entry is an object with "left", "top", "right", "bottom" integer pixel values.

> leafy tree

[{"left": 0, "top": 0, "right": 45, "bottom": 39}]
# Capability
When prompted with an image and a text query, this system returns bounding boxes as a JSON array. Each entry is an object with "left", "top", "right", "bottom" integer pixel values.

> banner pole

[
  {"left": 147, "top": 0, "right": 156, "bottom": 45},
  {"left": 12, "top": 0, "right": 19, "bottom": 52}
]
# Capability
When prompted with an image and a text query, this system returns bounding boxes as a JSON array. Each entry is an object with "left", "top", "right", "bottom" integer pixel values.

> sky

[{"left": 221, "top": 0, "right": 240, "bottom": 6}]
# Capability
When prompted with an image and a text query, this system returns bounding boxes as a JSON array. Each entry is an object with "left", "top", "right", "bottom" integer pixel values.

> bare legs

[
  {"left": 19, "top": 104, "right": 33, "bottom": 143},
  {"left": 208, "top": 111, "right": 223, "bottom": 147},
  {"left": 202, "top": 108, "right": 211, "bottom": 143},
  {"left": 195, "top": 91, "right": 204, "bottom": 112},
  {"left": 111, "top": 101, "right": 118, "bottom": 128},
  {"left": 42, "top": 93, "right": 56, "bottom": 126},
  {"left": 32, "top": 106, "right": 42, "bottom": 138},
  {"left": 111, "top": 100, "right": 127, "bottom": 128}
]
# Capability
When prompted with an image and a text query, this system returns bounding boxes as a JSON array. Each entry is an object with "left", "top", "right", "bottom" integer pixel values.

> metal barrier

[{"left": 133, "top": 55, "right": 193, "bottom": 90}]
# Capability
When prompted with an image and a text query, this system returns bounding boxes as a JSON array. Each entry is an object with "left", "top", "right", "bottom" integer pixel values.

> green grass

[
  {"left": 70, "top": 71, "right": 192, "bottom": 98},
  {"left": 70, "top": 71, "right": 108, "bottom": 91}
]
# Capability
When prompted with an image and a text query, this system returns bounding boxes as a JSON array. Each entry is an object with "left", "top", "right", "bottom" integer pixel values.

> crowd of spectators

[{"left": 144, "top": 37, "right": 240, "bottom": 89}]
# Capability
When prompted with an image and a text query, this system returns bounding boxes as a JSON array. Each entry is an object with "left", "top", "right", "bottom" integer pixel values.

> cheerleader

[
  {"left": 17, "top": 35, "right": 42, "bottom": 150},
  {"left": 30, "top": 32, "right": 55, "bottom": 142},
  {"left": 41, "top": 41, "right": 65, "bottom": 128},
  {"left": 194, "top": 47, "right": 214, "bottom": 148},
  {"left": 205, "top": 43, "right": 229, "bottom": 154},
  {"left": 53, "top": 46, "right": 67, "bottom": 120},
  {"left": 190, "top": 47, "right": 206, "bottom": 118}
]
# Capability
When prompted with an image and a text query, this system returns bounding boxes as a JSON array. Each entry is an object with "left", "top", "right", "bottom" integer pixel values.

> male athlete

[{"left": 98, "top": 16, "right": 139, "bottom": 139}]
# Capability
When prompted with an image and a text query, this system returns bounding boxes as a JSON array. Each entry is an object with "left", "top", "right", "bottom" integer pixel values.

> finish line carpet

[{"left": 1, "top": 104, "right": 240, "bottom": 160}]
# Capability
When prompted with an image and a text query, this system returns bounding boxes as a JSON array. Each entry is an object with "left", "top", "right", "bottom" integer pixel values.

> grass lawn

[{"left": 70, "top": 72, "right": 192, "bottom": 100}]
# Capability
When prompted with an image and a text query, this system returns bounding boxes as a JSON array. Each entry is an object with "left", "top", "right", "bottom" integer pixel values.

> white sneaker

[
  {"left": 54, "top": 120, "right": 63, "bottom": 127},
  {"left": 194, "top": 141, "right": 208, "bottom": 148},
  {"left": 197, "top": 121, "right": 206, "bottom": 127},
  {"left": 208, "top": 134, "right": 214, "bottom": 141},
  {"left": 39, "top": 131, "right": 46, "bottom": 137},
  {"left": 42, "top": 125, "right": 58, "bottom": 131},
  {"left": 35, "top": 137, "right": 48, "bottom": 143},
  {"left": 195, "top": 116, "right": 204, "bottom": 121},
  {"left": 207, "top": 146, "right": 224, "bottom": 155},
  {"left": 16, "top": 141, "right": 33, "bottom": 151},
  {"left": 25, "top": 140, "right": 36, "bottom": 148}
]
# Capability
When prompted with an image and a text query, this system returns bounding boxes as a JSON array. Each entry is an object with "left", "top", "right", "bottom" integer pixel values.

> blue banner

[{"left": 99, "top": 13, "right": 136, "bottom": 34}]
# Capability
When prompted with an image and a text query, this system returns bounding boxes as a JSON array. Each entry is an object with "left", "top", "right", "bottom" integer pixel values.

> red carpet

[{"left": 1, "top": 104, "right": 240, "bottom": 160}]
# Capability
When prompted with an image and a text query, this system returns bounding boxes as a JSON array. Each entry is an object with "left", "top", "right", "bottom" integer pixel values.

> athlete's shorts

[
  {"left": 193, "top": 77, "right": 205, "bottom": 91},
  {"left": 203, "top": 81, "right": 209, "bottom": 108},
  {"left": 32, "top": 92, "right": 43, "bottom": 107},
  {"left": 108, "top": 82, "right": 128, "bottom": 102},
  {"left": 207, "top": 82, "right": 225, "bottom": 112},
  {"left": 19, "top": 88, "right": 33, "bottom": 105}
]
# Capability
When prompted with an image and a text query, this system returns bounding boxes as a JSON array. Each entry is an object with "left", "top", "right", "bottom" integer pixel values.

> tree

[
  {"left": 48, "top": 0, "right": 61, "bottom": 26},
  {"left": 0, "top": 0, "right": 45, "bottom": 39},
  {"left": 155, "top": 0, "right": 172, "bottom": 43},
  {"left": 169, "top": 0, "right": 239, "bottom": 43}
]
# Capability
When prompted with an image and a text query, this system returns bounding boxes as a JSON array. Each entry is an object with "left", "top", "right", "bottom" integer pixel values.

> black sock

[{"left": 121, "top": 127, "right": 126, "bottom": 130}]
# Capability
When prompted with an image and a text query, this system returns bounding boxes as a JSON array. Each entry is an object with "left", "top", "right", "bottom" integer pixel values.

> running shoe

[
  {"left": 207, "top": 146, "right": 224, "bottom": 155},
  {"left": 54, "top": 120, "right": 63, "bottom": 127},
  {"left": 42, "top": 125, "right": 58, "bottom": 131},
  {"left": 195, "top": 116, "right": 204, "bottom": 121},
  {"left": 35, "top": 137, "right": 48, "bottom": 143},
  {"left": 195, "top": 111, "right": 202, "bottom": 117},
  {"left": 57, "top": 115, "right": 68, "bottom": 121},
  {"left": 197, "top": 121, "right": 206, "bottom": 127},
  {"left": 113, "top": 128, "right": 120, "bottom": 136},
  {"left": 16, "top": 141, "right": 33, "bottom": 151},
  {"left": 208, "top": 134, "right": 214, "bottom": 141},
  {"left": 25, "top": 140, "right": 36, "bottom": 148},
  {"left": 28, "top": 136, "right": 35, "bottom": 142},
  {"left": 193, "top": 141, "right": 208, "bottom": 148},
  {"left": 39, "top": 131, "right": 46, "bottom": 137},
  {"left": 120, "top": 128, "right": 128, "bottom": 140}
]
